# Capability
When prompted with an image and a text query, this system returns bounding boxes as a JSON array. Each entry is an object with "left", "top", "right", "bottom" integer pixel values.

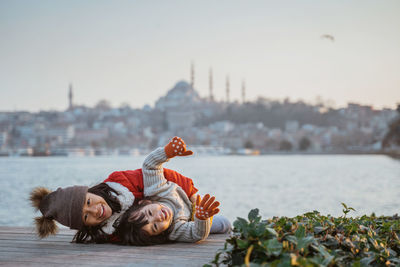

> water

[{"left": 0, "top": 155, "right": 399, "bottom": 226}]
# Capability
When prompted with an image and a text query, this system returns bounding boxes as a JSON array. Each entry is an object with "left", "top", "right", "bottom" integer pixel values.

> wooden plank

[
  {"left": 0, "top": 252, "right": 217, "bottom": 266},
  {"left": 0, "top": 231, "right": 226, "bottom": 240},
  {"left": 0, "top": 235, "right": 227, "bottom": 248},
  {"left": 0, "top": 251, "right": 219, "bottom": 260},
  {"left": 0, "top": 250, "right": 217, "bottom": 266},
  {"left": 0, "top": 243, "right": 224, "bottom": 255},
  {"left": 0, "top": 227, "right": 227, "bottom": 266},
  {"left": 0, "top": 226, "right": 72, "bottom": 234},
  {"left": 0, "top": 235, "right": 73, "bottom": 242}
]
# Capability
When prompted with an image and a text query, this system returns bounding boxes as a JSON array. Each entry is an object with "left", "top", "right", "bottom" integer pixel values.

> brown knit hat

[{"left": 30, "top": 186, "right": 88, "bottom": 238}]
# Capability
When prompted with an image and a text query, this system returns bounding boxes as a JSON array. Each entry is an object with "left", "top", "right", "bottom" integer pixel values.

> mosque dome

[{"left": 155, "top": 80, "right": 201, "bottom": 110}]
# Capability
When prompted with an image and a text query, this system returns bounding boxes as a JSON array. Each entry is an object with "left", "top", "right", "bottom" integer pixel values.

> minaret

[
  {"left": 68, "top": 83, "right": 73, "bottom": 110},
  {"left": 226, "top": 75, "right": 230, "bottom": 103},
  {"left": 241, "top": 79, "right": 246, "bottom": 103},
  {"left": 209, "top": 68, "right": 214, "bottom": 101},
  {"left": 190, "top": 62, "right": 195, "bottom": 89}
]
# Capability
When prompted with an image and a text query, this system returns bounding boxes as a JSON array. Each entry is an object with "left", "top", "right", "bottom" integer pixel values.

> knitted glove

[
  {"left": 164, "top": 136, "right": 193, "bottom": 159},
  {"left": 195, "top": 194, "right": 220, "bottom": 220}
]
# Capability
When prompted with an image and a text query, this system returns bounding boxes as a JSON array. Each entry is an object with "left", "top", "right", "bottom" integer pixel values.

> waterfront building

[
  {"left": 155, "top": 81, "right": 204, "bottom": 131},
  {"left": 0, "top": 132, "right": 7, "bottom": 148},
  {"left": 73, "top": 128, "right": 109, "bottom": 144}
]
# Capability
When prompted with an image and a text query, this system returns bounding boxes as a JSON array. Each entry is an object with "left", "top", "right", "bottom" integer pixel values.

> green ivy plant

[{"left": 205, "top": 205, "right": 400, "bottom": 267}]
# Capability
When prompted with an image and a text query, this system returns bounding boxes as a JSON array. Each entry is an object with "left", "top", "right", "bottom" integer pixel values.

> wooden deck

[{"left": 0, "top": 227, "right": 228, "bottom": 266}]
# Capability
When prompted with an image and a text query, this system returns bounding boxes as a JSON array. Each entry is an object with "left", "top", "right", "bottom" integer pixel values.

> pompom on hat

[{"left": 30, "top": 185, "right": 88, "bottom": 238}]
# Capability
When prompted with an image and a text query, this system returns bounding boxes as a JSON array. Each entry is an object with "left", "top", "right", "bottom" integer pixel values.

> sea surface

[{"left": 0, "top": 154, "right": 399, "bottom": 226}]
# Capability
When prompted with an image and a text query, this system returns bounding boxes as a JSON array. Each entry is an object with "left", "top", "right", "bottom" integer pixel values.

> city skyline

[
  {"left": 1, "top": 0, "right": 399, "bottom": 112},
  {"left": 2, "top": 79, "right": 397, "bottom": 113}
]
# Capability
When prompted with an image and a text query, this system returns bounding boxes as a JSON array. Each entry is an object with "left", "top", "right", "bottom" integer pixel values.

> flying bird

[{"left": 321, "top": 34, "right": 335, "bottom": 42}]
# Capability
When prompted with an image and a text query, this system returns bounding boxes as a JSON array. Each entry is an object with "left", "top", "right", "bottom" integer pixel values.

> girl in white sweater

[{"left": 116, "top": 137, "right": 227, "bottom": 245}]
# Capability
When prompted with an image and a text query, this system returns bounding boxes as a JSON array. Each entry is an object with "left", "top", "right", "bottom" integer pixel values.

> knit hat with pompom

[{"left": 30, "top": 186, "right": 88, "bottom": 238}]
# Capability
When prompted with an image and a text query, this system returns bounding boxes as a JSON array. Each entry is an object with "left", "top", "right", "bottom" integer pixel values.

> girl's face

[
  {"left": 140, "top": 203, "right": 173, "bottom": 236},
  {"left": 82, "top": 193, "right": 112, "bottom": 226}
]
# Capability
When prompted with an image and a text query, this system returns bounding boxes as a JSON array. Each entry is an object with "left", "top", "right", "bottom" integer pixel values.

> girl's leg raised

[{"left": 210, "top": 215, "right": 231, "bottom": 234}]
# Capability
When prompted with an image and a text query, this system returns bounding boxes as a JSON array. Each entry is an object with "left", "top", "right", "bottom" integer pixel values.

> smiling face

[
  {"left": 139, "top": 203, "right": 173, "bottom": 236},
  {"left": 82, "top": 193, "right": 113, "bottom": 226}
]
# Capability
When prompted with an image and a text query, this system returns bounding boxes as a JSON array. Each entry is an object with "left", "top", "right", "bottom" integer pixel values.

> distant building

[
  {"left": 44, "top": 125, "right": 75, "bottom": 144},
  {"left": 0, "top": 132, "right": 7, "bottom": 148},
  {"left": 74, "top": 128, "right": 109, "bottom": 143},
  {"left": 68, "top": 84, "right": 74, "bottom": 110},
  {"left": 285, "top": 120, "right": 299, "bottom": 133},
  {"left": 155, "top": 81, "right": 203, "bottom": 131},
  {"left": 209, "top": 121, "right": 235, "bottom": 133},
  {"left": 155, "top": 81, "right": 202, "bottom": 110}
]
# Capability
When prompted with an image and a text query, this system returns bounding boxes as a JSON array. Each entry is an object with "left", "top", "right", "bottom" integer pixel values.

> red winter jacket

[
  {"left": 104, "top": 168, "right": 198, "bottom": 243},
  {"left": 103, "top": 168, "right": 198, "bottom": 203}
]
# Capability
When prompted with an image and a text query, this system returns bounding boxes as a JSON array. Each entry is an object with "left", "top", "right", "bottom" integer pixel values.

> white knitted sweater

[{"left": 142, "top": 147, "right": 211, "bottom": 242}]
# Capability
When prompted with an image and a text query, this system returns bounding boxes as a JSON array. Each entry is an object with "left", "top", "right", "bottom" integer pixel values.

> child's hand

[
  {"left": 195, "top": 194, "right": 220, "bottom": 220},
  {"left": 164, "top": 136, "right": 193, "bottom": 158}
]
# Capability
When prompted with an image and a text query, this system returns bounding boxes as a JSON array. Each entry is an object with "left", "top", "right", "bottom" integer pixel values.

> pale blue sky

[{"left": 1, "top": 0, "right": 399, "bottom": 111}]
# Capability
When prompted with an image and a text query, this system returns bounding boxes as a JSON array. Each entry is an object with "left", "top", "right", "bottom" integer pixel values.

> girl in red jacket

[
  {"left": 115, "top": 137, "right": 223, "bottom": 245},
  {"left": 30, "top": 166, "right": 199, "bottom": 243}
]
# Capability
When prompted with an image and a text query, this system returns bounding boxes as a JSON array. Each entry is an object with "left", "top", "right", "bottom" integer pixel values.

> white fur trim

[{"left": 100, "top": 182, "right": 135, "bottom": 234}]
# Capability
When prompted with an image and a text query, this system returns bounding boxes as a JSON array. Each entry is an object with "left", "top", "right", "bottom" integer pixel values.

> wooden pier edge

[{"left": 0, "top": 226, "right": 229, "bottom": 266}]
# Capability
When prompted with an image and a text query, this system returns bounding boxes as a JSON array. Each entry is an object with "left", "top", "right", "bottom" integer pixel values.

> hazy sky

[{"left": 1, "top": 0, "right": 399, "bottom": 111}]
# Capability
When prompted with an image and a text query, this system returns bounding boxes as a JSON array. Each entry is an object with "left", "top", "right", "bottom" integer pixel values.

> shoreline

[{"left": 0, "top": 150, "right": 399, "bottom": 158}]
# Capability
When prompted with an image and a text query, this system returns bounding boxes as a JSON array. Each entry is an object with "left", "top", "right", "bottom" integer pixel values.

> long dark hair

[
  {"left": 73, "top": 183, "right": 121, "bottom": 243},
  {"left": 115, "top": 199, "right": 174, "bottom": 246}
]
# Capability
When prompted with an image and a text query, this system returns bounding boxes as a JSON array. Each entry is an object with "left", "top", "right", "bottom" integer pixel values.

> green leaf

[
  {"left": 285, "top": 235, "right": 298, "bottom": 245},
  {"left": 248, "top": 208, "right": 260, "bottom": 222},
  {"left": 387, "top": 248, "right": 397, "bottom": 257},
  {"left": 323, "top": 235, "right": 339, "bottom": 248},
  {"left": 322, "top": 255, "right": 334, "bottom": 266},
  {"left": 295, "top": 225, "right": 306, "bottom": 239},
  {"left": 255, "top": 223, "right": 266, "bottom": 236},
  {"left": 261, "top": 238, "right": 282, "bottom": 257},
  {"left": 233, "top": 217, "right": 248, "bottom": 232},
  {"left": 314, "top": 226, "right": 328, "bottom": 234},
  {"left": 359, "top": 256, "right": 375, "bottom": 266},
  {"left": 283, "top": 221, "right": 293, "bottom": 231},
  {"left": 210, "top": 250, "right": 221, "bottom": 265},
  {"left": 237, "top": 239, "right": 249, "bottom": 249},
  {"left": 315, "top": 244, "right": 330, "bottom": 258},
  {"left": 326, "top": 219, "right": 335, "bottom": 226},
  {"left": 389, "top": 257, "right": 400, "bottom": 264},
  {"left": 297, "top": 236, "right": 315, "bottom": 250},
  {"left": 265, "top": 227, "right": 278, "bottom": 237},
  {"left": 309, "top": 255, "right": 334, "bottom": 267},
  {"left": 277, "top": 254, "right": 292, "bottom": 267}
]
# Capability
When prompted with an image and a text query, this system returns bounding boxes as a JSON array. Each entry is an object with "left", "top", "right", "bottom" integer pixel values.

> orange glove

[
  {"left": 164, "top": 136, "right": 194, "bottom": 158},
  {"left": 195, "top": 194, "right": 220, "bottom": 220}
]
